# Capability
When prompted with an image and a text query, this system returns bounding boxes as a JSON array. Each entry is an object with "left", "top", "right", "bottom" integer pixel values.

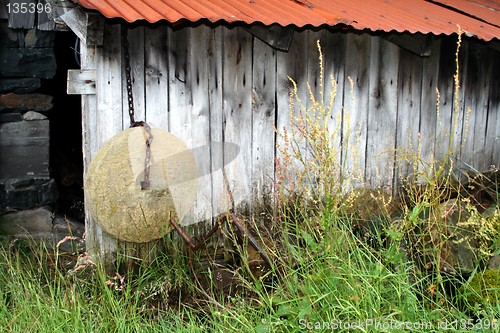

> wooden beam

[
  {"left": 384, "top": 32, "right": 433, "bottom": 57},
  {"left": 67, "top": 69, "right": 96, "bottom": 95},
  {"left": 55, "top": 1, "right": 104, "bottom": 45}
]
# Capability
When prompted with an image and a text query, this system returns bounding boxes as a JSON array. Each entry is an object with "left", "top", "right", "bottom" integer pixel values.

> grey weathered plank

[
  {"left": 434, "top": 38, "right": 457, "bottom": 161},
  {"left": 67, "top": 69, "right": 96, "bottom": 95},
  {"left": 222, "top": 27, "right": 253, "bottom": 213},
  {"left": 365, "top": 37, "right": 399, "bottom": 190},
  {"left": 251, "top": 37, "right": 276, "bottom": 214},
  {"left": 323, "top": 31, "right": 346, "bottom": 185},
  {"left": 418, "top": 39, "right": 440, "bottom": 179},
  {"left": 187, "top": 25, "right": 212, "bottom": 226},
  {"left": 485, "top": 49, "right": 500, "bottom": 167},
  {"left": 343, "top": 33, "right": 371, "bottom": 188},
  {"left": 460, "top": 43, "right": 491, "bottom": 172},
  {"left": 208, "top": 26, "right": 229, "bottom": 219},
  {"left": 394, "top": 48, "right": 423, "bottom": 188},
  {"left": 122, "top": 25, "right": 145, "bottom": 128},
  {"left": 275, "top": 29, "right": 309, "bottom": 194},
  {"left": 144, "top": 24, "right": 169, "bottom": 129},
  {"left": 90, "top": 22, "right": 123, "bottom": 268}
]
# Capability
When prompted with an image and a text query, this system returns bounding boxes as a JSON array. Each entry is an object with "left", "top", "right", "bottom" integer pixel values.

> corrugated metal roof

[{"left": 74, "top": 0, "right": 500, "bottom": 41}]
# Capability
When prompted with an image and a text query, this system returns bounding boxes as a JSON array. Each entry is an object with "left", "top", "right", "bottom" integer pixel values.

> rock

[
  {"left": 427, "top": 199, "right": 481, "bottom": 276},
  {"left": 0, "top": 119, "right": 50, "bottom": 179},
  {"left": 0, "top": 206, "right": 53, "bottom": 237},
  {"left": 24, "top": 29, "right": 56, "bottom": 48},
  {"left": 0, "top": 178, "right": 58, "bottom": 212},
  {"left": 0, "top": 113, "right": 22, "bottom": 122},
  {"left": 52, "top": 214, "right": 85, "bottom": 238},
  {"left": 460, "top": 270, "right": 500, "bottom": 306},
  {"left": 0, "top": 21, "right": 19, "bottom": 48},
  {"left": 23, "top": 111, "right": 47, "bottom": 121},
  {"left": 0, "top": 207, "right": 85, "bottom": 252},
  {"left": 0, "top": 78, "right": 41, "bottom": 93},
  {"left": 0, "top": 93, "right": 53, "bottom": 112},
  {"left": 0, "top": 48, "right": 56, "bottom": 79},
  {"left": 489, "top": 255, "right": 500, "bottom": 270}
]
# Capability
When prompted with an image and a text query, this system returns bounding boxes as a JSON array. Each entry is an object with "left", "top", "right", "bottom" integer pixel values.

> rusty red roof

[{"left": 74, "top": 0, "right": 500, "bottom": 41}]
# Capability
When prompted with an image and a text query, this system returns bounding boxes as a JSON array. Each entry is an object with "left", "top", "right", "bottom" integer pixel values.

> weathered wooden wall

[{"left": 79, "top": 21, "right": 500, "bottom": 265}]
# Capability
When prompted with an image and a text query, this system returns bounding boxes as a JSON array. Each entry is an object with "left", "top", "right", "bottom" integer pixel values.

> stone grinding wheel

[{"left": 85, "top": 127, "right": 199, "bottom": 243}]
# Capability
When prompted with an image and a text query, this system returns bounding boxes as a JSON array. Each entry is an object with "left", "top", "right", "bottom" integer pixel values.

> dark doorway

[{"left": 45, "top": 32, "right": 84, "bottom": 222}]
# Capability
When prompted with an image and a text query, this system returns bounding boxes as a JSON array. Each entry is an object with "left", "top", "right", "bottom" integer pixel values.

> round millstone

[{"left": 85, "top": 127, "right": 198, "bottom": 243}]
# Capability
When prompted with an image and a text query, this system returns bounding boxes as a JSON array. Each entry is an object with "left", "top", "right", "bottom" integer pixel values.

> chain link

[{"left": 122, "top": 25, "right": 153, "bottom": 190}]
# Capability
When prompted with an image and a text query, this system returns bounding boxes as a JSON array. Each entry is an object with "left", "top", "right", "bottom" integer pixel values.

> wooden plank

[
  {"left": 365, "top": 37, "right": 399, "bottom": 190},
  {"left": 187, "top": 25, "right": 212, "bottom": 226},
  {"left": 342, "top": 33, "right": 371, "bottom": 188},
  {"left": 451, "top": 40, "right": 469, "bottom": 167},
  {"left": 54, "top": 2, "right": 88, "bottom": 42},
  {"left": 167, "top": 26, "right": 214, "bottom": 226},
  {"left": 460, "top": 42, "right": 491, "bottom": 172},
  {"left": 418, "top": 39, "right": 440, "bottom": 179},
  {"left": 222, "top": 27, "right": 253, "bottom": 214},
  {"left": 434, "top": 38, "right": 456, "bottom": 162},
  {"left": 322, "top": 31, "right": 349, "bottom": 165},
  {"left": 322, "top": 31, "right": 346, "bottom": 189},
  {"left": 208, "top": 26, "right": 230, "bottom": 220},
  {"left": 144, "top": 24, "right": 169, "bottom": 129},
  {"left": 251, "top": 37, "right": 276, "bottom": 214},
  {"left": 122, "top": 25, "right": 145, "bottom": 128},
  {"left": 80, "top": 38, "right": 100, "bottom": 265},
  {"left": 89, "top": 22, "right": 123, "bottom": 268},
  {"left": 275, "top": 29, "right": 309, "bottom": 194},
  {"left": 67, "top": 69, "right": 96, "bottom": 95},
  {"left": 394, "top": 48, "right": 423, "bottom": 188},
  {"left": 96, "top": 23, "right": 123, "bottom": 143},
  {"left": 485, "top": 49, "right": 500, "bottom": 166}
]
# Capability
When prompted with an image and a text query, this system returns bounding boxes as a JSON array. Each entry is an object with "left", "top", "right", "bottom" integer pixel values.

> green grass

[{"left": 1, "top": 199, "right": 499, "bottom": 333}]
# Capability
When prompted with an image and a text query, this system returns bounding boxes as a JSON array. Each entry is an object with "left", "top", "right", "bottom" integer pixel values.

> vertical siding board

[
  {"left": 189, "top": 26, "right": 213, "bottom": 226},
  {"left": 461, "top": 43, "right": 491, "bottom": 171},
  {"left": 343, "top": 33, "right": 371, "bottom": 187},
  {"left": 80, "top": 41, "right": 99, "bottom": 261},
  {"left": 251, "top": 38, "right": 276, "bottom": 213},
  {"left": 365, "top": 37, "right": 399, "bottom": 189},
  {"left": 419, "top": 40, "right": 440, "bottom": 176},
  {"left": 276, "top": 30, "right": 310, "bottom": 191},
  {"left": 92, "top": 22, "right": 124, "bottom": 267},
  {"left": 208, "top": 27, "right": 228, "bottom": 218},
  {"left": 435, "top": 38, "right": 456, "bottom": 161},
  {"left": 168, "top": 27, "right": 192, "bottom": 141},
  {"left": 145, "top": 25, "right": 169, "bottom": 129},
  {"left": 486, "top": 51, "right": 500, "bottom": 165},
  {"left": 96, "top": 23, "right": 123, "bottom": 142},
  {"left": 451, "top": 42, "right": 469, "bottom": 165},
  {"left": 323, "top": 31, "right": 346, "bottom": 174},
  {"left": 122, "top": 25, "right": 145, "bottom": 128},
  {"left": 167, "top": 26, "right": 213, "bottom": 226},
  {"left": 222, "top": 27, "right": 253, "bottom": 213},
  {"left": 395, "top": 48, "right": 423, "bottom": 188}
]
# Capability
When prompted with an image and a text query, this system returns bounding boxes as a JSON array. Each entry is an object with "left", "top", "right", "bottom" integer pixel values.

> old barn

[{"left": 35, "top": 0, "right": 500, "bottom": 264}]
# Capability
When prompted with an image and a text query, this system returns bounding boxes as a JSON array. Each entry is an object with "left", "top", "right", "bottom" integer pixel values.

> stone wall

[{"left": 0, "top": 19, "right": 84, "bottom": 246}]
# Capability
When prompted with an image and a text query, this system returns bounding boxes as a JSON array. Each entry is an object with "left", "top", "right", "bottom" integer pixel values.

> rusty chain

[{"left": 122, "top": 25, "right": 153, "bottom": 190}]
